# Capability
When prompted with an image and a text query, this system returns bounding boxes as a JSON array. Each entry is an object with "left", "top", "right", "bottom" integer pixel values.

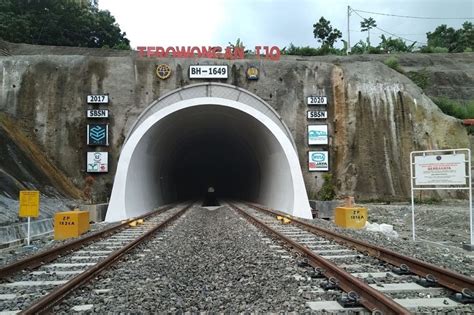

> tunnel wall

[{"left": 0, "top": 44, "right": 471, "bottom": 209}]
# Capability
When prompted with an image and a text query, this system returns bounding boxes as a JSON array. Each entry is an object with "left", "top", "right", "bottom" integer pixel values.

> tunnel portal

[{"left": 105, "top": 83, "right": 311, "bottom": 221}]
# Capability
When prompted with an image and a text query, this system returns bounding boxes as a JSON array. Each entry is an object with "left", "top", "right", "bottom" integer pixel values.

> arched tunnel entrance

[{"left": 106, "top": 84, "right": 311, "bottom": 221}]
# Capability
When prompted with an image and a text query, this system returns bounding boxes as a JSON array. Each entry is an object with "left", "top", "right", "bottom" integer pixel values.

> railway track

[
  {"left": 0, "top": 202, "right": 192, "bottom": 314},
  {"left": 229, "top": 202, "right": 474, "bottom": 314}
]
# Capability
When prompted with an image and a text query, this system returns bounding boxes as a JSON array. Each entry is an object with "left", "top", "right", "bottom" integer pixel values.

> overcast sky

[{"left": 99, "top": 0, "right": 473, "bottom": 50}]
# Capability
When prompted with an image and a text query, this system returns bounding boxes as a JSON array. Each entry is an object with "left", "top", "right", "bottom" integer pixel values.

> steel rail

[
  {"left": 20, "top": 202, "right": 193, "bottom": 315},
  {"left": 246, "top": 202, "right": 474, "bottom": 294},
  {"left": 229, "top": 203, "right": 410, "bottom": 315},
  {"left": 0, "top": 203, "right": 176, "bottom": 279}
]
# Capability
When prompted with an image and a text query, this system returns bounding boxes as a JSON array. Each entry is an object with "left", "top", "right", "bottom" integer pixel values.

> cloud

[{"left": 100, "top": 0, "right": 473, "bottom": 49}]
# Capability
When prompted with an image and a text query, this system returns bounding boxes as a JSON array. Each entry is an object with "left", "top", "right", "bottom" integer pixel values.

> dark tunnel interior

[{"left": 165, "top": 128, "right": 261, "bottom": 202}]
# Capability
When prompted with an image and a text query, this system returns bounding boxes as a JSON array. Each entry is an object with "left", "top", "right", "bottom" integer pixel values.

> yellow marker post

[{"left": 19, "top": 190, "right": 40, "bottom": 246}]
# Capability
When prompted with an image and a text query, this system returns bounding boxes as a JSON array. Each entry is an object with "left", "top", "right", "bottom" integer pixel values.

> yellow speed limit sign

[{"left": 19, "top": 190, "right": 40, "bottom": 218}]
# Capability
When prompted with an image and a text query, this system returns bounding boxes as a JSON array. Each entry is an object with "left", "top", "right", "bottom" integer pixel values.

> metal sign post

[
  {"left": 410, "top": 149, "right": 472, "bottom": 250},
  {"left": 19, "top": 191, "right": 40, "bottom": 246}
]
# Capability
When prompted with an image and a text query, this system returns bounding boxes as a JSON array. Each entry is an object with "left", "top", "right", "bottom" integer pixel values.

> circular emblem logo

[
  {"left": 436, "top": 155, "right": 442, "bottom": 161},
  {"left": 156, "top": 64, "right": 171, "bottom": 80},
  {"left": 246, "top": 66, "right": 259, "bottom": 80}
]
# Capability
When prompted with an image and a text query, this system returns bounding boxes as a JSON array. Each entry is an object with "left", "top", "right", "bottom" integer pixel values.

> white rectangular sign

[
  {"left": 87, "top": 152, "right": 108, "bottom": 173},
  {"left": 307, "top": 96, "right": 327, "bottom": 105},
  {"left": 87, "top": 109, "right": 109, "bottom": 118},
  {"left": 87, "top": 94, "right": 109, "bottom": 104},
  {"left": 414, "top": 154, "right": 466, "bottom": 185},
  {"left": 309, "top": 151, "right": 329, "bottom": 171},
  {"left": 307, "top": 110, "right": 327, "bottom": 119},
  {"left": 189, "top": 65, "right": 228, "bottom": 79},
  {"left": 308, "top": 125, "right": 328, "bottom": 145}
]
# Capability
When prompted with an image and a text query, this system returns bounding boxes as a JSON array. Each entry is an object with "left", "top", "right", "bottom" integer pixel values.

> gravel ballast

[
  {"left": 4, "top": 201, "right": 474, "bottom": 313},
  {"left": 54, "top": 205, "right": 318, "bottom": 313},
  {"left": 305, "top": 201, "right": 474, "bottom": 277}
]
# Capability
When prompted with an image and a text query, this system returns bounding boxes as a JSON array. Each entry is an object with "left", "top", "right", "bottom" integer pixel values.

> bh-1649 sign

[
  {"left": 87, "top": 94, "right": 109, "bottom": 104},
  {"left": 189, "top": 65, "right": 228, "bottom": 79}
]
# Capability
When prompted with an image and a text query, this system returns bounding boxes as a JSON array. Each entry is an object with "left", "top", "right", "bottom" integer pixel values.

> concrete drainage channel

[
  {"left": 0, "top": 203, "right": 108, "bottom": 251},
  {"left": 0, "top": 219, "right": 54, "bottom": 249}
]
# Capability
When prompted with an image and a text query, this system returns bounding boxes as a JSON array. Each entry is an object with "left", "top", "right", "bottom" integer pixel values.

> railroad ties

[
  {"left": 229, "top": 202, "right": 474, "bottom": 314},
  {"left": 0, "top": 202, "right": 472, "bottom": 313},
  {"left": 0, "top": 203, "right": 192, "bottom": 314}
]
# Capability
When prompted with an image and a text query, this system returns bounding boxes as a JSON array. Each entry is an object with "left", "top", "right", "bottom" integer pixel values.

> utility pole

[{"left": 347, "top": 6, "right": 351, "bottom": 54}]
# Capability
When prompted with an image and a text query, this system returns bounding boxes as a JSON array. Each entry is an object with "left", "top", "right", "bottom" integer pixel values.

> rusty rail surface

[
  {"left": 0, "top": 203, "right": 177, "bottom": 279},
  {"left": 246, "top": 202, "right": 474, "bottom": 294},
  {"left": 230, "top": 203, "right": 410, "bottom": 314},
  {"left": 20, "top": 203, "right": 193, "bottom": 315}
]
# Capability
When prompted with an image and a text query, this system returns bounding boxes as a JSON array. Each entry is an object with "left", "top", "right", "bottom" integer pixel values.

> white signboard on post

[
  {"left": 308, "top": 125, "right": 328, "bottom": 145},
  {"left": 414, "top": 154, "right": 466, "bottom": 185},
  {"left": 308, "top": 151, "right": 329, "bottom": 171},
  {"left": 410, "top": 149, "right": 472, "bottom": 250}
]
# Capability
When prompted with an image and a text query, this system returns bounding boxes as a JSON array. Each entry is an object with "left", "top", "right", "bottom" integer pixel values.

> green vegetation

[
  {"left": 312, "top": 17, "right": 343, "bottom": 48},
  {"left": 383, "top": 56, "right": 403, "bottom": 73},
  {"left": 317, "top": 174, "right": 336, "bottom": 201},
  {"left": 432, "top": 97, "right": 474, "bottom": 134},
  {"left": 0, "top": 0, "right": 130, "bottom": 49},
  {"left": 360, "top": 17, "right": 377, "bottom": 47},
  {"left": 406, "top": 69, "right": 431, "bottom": 90},
  {"left": 283, "top": 43, "right": 346, "bottom": 56},
  {"left": 285, "top": 17, "right": 473, "bottom": 56},
  {"left": 433, "top": 97, "right": 474, "bottom": 119},
  {"left": 425, "top": 22, "right": 474, "bottom": 53}
]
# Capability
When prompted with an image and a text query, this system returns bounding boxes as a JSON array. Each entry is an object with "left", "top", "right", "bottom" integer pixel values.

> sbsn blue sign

[{"left": 87, "top": 124, "right": 109, "bottom": 146}]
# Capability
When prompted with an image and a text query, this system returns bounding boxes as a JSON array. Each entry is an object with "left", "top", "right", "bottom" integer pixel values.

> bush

[
  {"left": 418, "top": 46, "right": 449, "bottom": 53},
  {"left": 433, "top": 97, "right": 474, "bottom": 119},
  {"left": 432, "top": 97, "right": 474, "bottom": 134},
  {"left": 283, "top": 43, "right": 346, "bottom": 56},
  {"left": 317, "top": 173, "right": 336, "bottom": 201},
  {"left": 407, "top": 69, "right": 431, "bottom": 90},
  {"left": 383, "top": 57, "right": 403, "bottom": 73}
]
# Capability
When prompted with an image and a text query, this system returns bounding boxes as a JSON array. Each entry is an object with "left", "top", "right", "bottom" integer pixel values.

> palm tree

[{"left": 361, "top": 17, "right": 377, "bottom": 47}]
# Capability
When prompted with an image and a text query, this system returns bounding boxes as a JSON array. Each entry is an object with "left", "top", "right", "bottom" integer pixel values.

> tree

[
  {"left": 379, "top": 35, "right": 416, "bottom": 53},
  {"left": 0, "top": 0, "right": 130, "bottom": 49},
  {"left": 457, "top": 22, "right": 474, "bottom": 52},
  {"left": 360, "top": 17, "right": 377, "bottom": 46},
  {"left": 313, "top": 17, "right": 342, "bottom": 48},
  {"left": 426, "top": 22, "right": 473, "bottom": 52},
  {"left": 426, "top": 24, "right": 457, "bottom": 51}
]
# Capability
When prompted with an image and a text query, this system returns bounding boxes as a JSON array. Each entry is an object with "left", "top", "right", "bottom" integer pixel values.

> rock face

[{"left": 0, "top": 41, "right": 471, "bottom": 204}]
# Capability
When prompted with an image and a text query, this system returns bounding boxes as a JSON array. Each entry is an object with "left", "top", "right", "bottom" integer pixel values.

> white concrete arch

[{"left": 105, "top": 86, "right": 311, "bottom": 222}]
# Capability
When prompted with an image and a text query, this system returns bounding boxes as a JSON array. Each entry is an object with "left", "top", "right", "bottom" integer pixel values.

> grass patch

[
  {"left": 433, "top": 97, "right": 474, "bottom": 119},
  {"left": 432, "top": 97, "right": 474, "bottom": 134},
  {"left": 407, "top": 68, "right": 431, "bottom": 90},
  {"left": 383, "top": 56, "right": 403, "bottom": 73}
]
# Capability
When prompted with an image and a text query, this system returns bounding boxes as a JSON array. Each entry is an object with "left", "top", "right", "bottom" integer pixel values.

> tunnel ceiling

[{"left": 106, "top": 84, "right": 311, "bottom": 221}]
